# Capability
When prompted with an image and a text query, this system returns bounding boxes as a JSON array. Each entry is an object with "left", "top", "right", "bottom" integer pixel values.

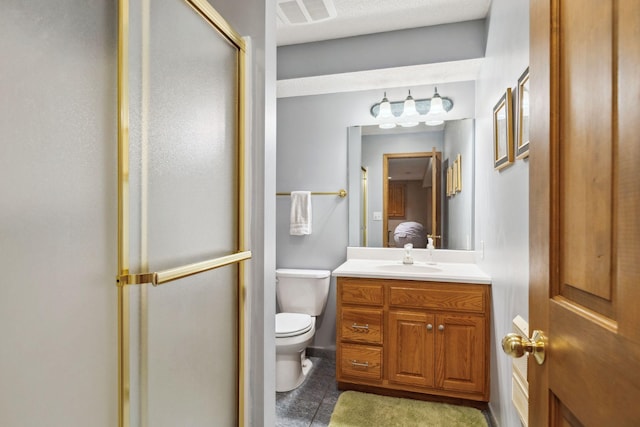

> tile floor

[
  {"left": 275, "top": 356, "right": 341, "bottom": 427},
  {"left": 275, "top": 354, "right": 495, "bottom": 427}
]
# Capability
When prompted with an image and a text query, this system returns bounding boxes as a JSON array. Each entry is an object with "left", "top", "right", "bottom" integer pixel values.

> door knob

[{"left": 501, "top": 329, "right": 547, "bottom": 365}]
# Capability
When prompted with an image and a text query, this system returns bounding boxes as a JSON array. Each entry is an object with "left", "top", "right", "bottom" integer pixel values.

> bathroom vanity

[{"left": 332, "top": 248, "right": 491, "bottom": 404}]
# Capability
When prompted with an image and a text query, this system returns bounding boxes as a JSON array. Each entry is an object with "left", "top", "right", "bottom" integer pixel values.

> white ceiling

[
  {"left": 277, "top": 0, "right": 491, "bottom": 46},
  {"left": 388, "top": 157, "right": 431, "bottom": 182}
]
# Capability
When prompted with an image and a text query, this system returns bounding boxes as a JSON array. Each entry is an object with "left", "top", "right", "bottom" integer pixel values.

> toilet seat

[{"left": 276, "top": 313, "right": 312, "bottom": 338}]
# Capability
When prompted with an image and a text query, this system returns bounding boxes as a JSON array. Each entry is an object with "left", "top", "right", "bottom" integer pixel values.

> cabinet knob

[
  {"left": 438, "top": 324, "right": 445, "bottom": 331},
  {"left": 426, "top": 324, "right": 433, "bottom": 330}
]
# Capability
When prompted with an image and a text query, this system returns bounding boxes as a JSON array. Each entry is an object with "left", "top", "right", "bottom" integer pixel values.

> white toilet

[{"left": 275, "top": 268, "right": 331, "bottom": 392}]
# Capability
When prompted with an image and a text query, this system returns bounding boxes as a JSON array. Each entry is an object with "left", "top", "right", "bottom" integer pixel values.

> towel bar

[{"left": 276, "top": 189, "right": 347, "bottom": 198}]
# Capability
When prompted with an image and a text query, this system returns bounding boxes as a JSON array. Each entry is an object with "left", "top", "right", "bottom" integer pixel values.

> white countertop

[{"left": 332, "top": 248, "right": 491, "bottom": 284}]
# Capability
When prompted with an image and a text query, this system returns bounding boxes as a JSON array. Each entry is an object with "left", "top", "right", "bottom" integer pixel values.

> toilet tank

[{"left": 276, "top": 269, "right": 331, "bottom": 316}]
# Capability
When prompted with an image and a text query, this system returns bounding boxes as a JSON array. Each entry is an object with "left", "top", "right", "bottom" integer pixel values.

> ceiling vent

[{"left": 277, "top": 0, "right": 337, "bottom": 25}]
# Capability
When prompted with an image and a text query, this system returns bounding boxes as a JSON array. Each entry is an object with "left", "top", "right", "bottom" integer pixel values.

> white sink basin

[
  {"left": 332, "top": 252, "right": 492, "bottom": 284},
  {"left": 374, "top": 263, "right": 441, "bottom": 274}
]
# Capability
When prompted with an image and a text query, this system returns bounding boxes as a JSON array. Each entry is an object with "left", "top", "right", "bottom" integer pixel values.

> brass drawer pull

[
  {"left": 350, "top": 360, "right": 369, "bottom": 368},
  {"left": 351, "top": 323, "right": 369, "bottom": 331}
]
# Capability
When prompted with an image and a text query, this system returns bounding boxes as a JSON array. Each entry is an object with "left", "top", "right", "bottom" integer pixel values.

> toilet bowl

[
  {"left": 275, "top": 313, "right": 316, "bottom": 392},
  {"left": 275, "top": 269, "right": 331, "bottom": 392}
]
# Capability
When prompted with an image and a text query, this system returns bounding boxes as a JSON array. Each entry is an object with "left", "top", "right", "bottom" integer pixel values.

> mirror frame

[{"left": 348, "top": 120, "right": 475, "bottom": 250}]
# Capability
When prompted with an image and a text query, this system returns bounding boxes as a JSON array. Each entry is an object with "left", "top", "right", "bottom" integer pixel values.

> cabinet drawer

[
  {"left": 339, "top": 343, "right": 382, "bottom": 382},
  {"left": 339, "top": 279, "right": 384, "bottom": 306},
  {"left": 341, "top": 308, "right": 383, "bottom": 344},
  {"left": 389, "top": 285, "right": 486, "bottom": 313}
]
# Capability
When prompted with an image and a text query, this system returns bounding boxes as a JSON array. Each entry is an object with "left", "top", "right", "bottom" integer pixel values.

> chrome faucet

[{"left": 402, "top": 243, "right": 414, "bottom": 264}]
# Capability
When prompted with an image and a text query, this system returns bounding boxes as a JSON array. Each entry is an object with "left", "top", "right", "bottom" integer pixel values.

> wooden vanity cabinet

[
  {"left": 336, "top": 277, "right": 490, "bottom": 403},
  {"left": 336, "top": 279, "right": 385, "bottom": 385}
]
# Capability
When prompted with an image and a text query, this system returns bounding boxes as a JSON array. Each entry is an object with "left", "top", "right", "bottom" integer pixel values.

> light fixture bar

[{"left": 370, "top": 96, "right": 454, "bottom": 118}]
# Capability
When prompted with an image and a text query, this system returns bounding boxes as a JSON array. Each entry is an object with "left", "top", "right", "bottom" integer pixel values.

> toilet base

[
  {"left": 301, "top": 353, "right": 313, "bottom": 377},
  {"left": 276, "top": 351, "right": 313, "bottom": 392}
]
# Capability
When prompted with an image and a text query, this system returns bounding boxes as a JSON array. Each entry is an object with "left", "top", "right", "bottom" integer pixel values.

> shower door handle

[{"left": 117, "top": 251, "right": 252, "bottom": 287}]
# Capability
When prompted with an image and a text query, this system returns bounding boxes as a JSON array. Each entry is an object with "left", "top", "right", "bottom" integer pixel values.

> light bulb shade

[
  {"left": 425, "top": 119, "right": 444, "bottom": 126},
  {"left": 378, "top": 98, "right": 393, "bottom": 119},
  {"left": 399, "top": 92, "right": 419, "bottom": 127},
  {"left": 379, "top": 121, "right": 397, "bottom": 129},
  {"left": 402, "top": 96, "right": 418, "bottom": 118},
  {"left": 376, "top": 93, "right": 396, "bottom": 129},
  {"left": 428, "top": 95, "right": 445, "bottom": 115}
]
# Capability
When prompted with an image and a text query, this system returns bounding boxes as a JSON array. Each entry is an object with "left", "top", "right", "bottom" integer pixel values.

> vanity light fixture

[{"left": 371, "top": 88, "right": 453, "bottom": 129}]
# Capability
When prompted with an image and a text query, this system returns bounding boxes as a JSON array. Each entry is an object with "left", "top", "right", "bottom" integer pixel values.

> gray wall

[
  {"left": 278, "top": 20, "right": 486, "bottom": 79},
  {"left": 0, "top": 1, "right": 273, "bottom": 426},
  {"left": 217, "top": 1, "right": 277, "bottom": 425},
  {"left": 443, "top": 119, "right": 475, "bottom": 250},
  {"left": 474, "top": 1, "right": 529, "bottom": 426}
]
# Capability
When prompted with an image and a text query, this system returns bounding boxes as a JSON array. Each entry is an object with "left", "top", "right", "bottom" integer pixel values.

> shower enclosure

[{"left": 117, "top": 1, "right": 250, "bottom": 425}]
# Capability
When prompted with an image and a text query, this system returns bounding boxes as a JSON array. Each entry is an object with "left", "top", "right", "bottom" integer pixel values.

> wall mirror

[{"left": 348, "top": 119, "right": 475, "bottom": 250}]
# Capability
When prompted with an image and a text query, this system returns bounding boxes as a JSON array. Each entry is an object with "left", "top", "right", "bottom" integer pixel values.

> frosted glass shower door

[{"left": 117, "top": 1, "right": 249, "bottom": 426}]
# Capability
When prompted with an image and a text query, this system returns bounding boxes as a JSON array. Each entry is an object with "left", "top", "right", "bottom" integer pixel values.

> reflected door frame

[
  {"left": 360, "top": 166, "right": 368, "bottom": 246},
  {"left": 382, "top": 150, "right": 442, "bottom": 248}
]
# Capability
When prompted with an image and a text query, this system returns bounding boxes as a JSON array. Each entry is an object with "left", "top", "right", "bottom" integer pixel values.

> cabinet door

[
  {"left": 388, "top": 183, "right": 405, "bottom": 217},
  {"left": 435, "top": 314, "right": 485, "bottom": 394},
  {"left": 388, "top": 311, "right": 435, "bottom": 388}
]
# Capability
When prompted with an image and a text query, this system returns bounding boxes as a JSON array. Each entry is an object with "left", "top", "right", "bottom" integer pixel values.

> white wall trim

[{"left": 277, "top": 58, "right": 483, "bottom": 98}]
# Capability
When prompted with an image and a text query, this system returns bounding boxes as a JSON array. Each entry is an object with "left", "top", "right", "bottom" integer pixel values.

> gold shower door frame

[{"left": 117, "top": 1, "right": 250, "bottom": 426}]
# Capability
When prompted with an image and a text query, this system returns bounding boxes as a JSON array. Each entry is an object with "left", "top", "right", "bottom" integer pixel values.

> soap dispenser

[{"left": 427, "top": 237, "right": 436, "bottom": 265}]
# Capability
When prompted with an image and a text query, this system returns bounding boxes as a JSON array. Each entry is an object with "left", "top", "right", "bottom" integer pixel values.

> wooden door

[
  {"left": 435, "top": 314, "right": 485, "bottom": 395},
  {"left": 388, "top": 311, "right": 435, "bottom": 388},
  {"left": 528, "top": 0, "right": 640, "bottom": 425}
]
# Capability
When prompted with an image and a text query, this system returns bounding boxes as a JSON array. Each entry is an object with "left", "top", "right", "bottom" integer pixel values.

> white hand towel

[{"left": 290, "top": 191, "right": 312, "bottom": 235}]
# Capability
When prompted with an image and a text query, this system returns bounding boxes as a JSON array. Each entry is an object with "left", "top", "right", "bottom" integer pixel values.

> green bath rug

[{"left": 328, "top": 391, "right": 488, "bottom": 427}]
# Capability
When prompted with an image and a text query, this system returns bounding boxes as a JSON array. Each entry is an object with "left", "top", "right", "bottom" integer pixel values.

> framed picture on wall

[
  {"left": 516, "top": 67, "right": 530, "bottom": 159},
  {"left": 493, "top": 87, "right": 514, "bottom": 170},
  {"left": 452, "top": 161, "right": 458, "bottom": 194},
  {"left": 455, "top": 154, "right": 462, "bottom": 192}
]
